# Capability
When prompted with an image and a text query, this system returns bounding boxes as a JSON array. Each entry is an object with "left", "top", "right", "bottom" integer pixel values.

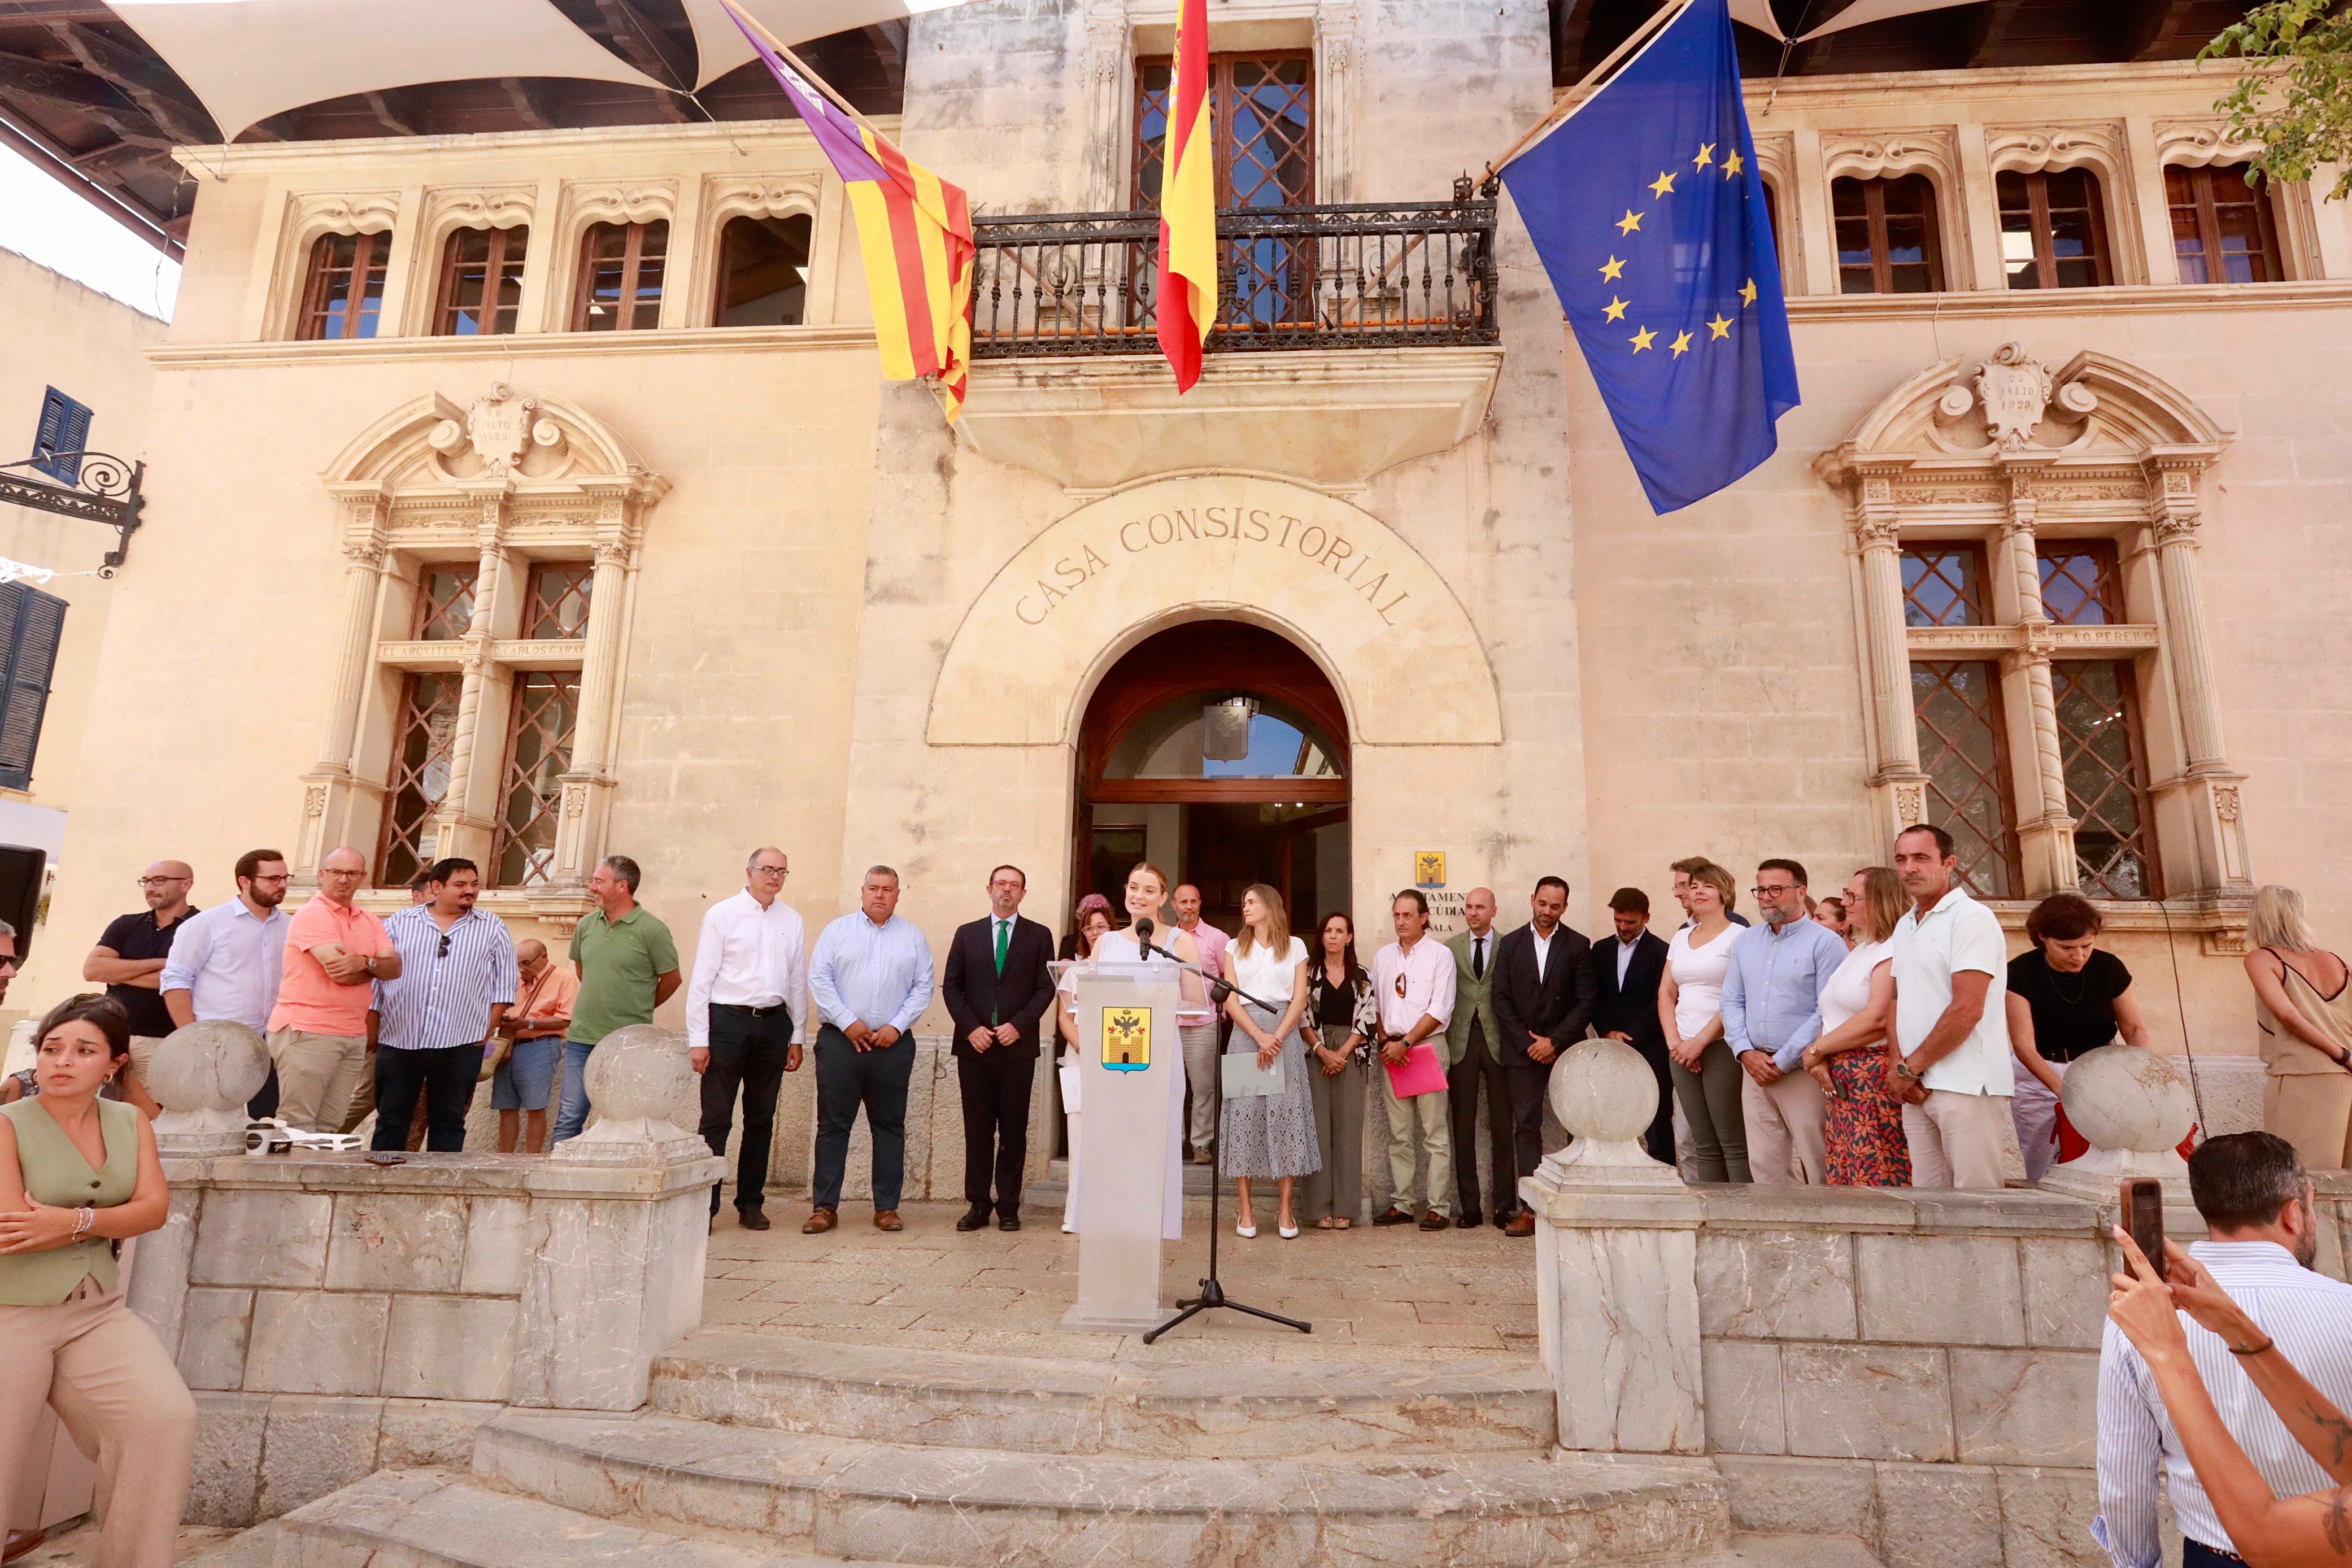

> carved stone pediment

[{"left": 426, "top": 382, "right": 565, "bottom": 479}]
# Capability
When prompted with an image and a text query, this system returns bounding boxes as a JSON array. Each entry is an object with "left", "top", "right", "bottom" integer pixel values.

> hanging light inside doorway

[{"left": 1203, "top": 695, "right": 1257, "bottom": 762}]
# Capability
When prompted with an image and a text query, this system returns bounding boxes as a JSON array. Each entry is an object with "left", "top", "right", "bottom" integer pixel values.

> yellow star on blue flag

[{"left": 1497, "top": 0, "right": 1798, "bottom": 513}]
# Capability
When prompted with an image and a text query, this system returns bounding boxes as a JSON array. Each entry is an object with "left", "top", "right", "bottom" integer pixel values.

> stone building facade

[{"left": 14, "top": 1, "right": 2350, "bottom": 1151}]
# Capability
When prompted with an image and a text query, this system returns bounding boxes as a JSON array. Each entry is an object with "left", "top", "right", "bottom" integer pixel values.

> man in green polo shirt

[{"left": 552, "top": 854, "right": 681, "bottom": 1144}]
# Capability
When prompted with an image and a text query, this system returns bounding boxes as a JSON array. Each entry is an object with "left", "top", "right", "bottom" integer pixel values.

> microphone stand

[{"left": 1134, "top": 937, "right": 1312, "bottom": 1344}]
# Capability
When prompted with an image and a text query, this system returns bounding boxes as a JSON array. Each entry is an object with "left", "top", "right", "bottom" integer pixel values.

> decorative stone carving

[
  {"left": 1892, "top": 781, "right": 1927, "bottom": 827},
  {"left": 2214, "top": 785, "right": 2241, "bottom": 822},
  {"left": 290, "top": 191, "right": 399, "bottom": 237},
  {"left": 561, "top": 182, "right": 675, "bottom": 228},
  {"left": 548, "top": 1025, "right": 706, "bottom": 1165},
  {"left": 428, "top": 382, "right": 565, "bottom": 477},
  {"left": 1984, "top": 121, "right": 2125, "bottom": 177},
  {"left": 1948, "top": 343, "right": 2100, "bottom": 451},
  {"left": 1822, "top": 128, "right": 1959, "bottom": 188},
  {"left": 2039, "top": 1044, "right": 2195, "bottom": 1201},
  {"left": 2153, "top": 117, "right": 2264, "bottom": 169},
  {"left": 1537, "top": 1039, "right": 1681, "bottom": 1187},
  {"left": 426, "top": 186, "right": 534, "bottom": 232},
  {"left": 149, "top": 1022, "right": 271, "bottom": 1156}
]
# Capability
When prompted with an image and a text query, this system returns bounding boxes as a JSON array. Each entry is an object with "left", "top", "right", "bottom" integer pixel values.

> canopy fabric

[
  {"left": 680, "top": 0, "right": 979, "bottom": 89},
  {"left": 111, "top": 0, "right": 669, "bottom": 140},
  {"left": 1727, "top": 0, "right": 1984, "bottom": 45}
]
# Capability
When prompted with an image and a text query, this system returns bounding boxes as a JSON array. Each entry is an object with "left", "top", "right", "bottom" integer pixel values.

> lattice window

[
  {"left": 1133, "top": 53, "right": 1314, "bottom": 211},
  {"left": 2168, "top": 164, "right": 2283, "bottom": 285},
  {"left": 1833, "top": 175, "right": 1944, "bottom": 295},
  {"left": 1901, "top": 545, "right": 1988, "bottom": 627},
  {"left": 491, "top": 672, "right": 580, "bottom": 888},
  {"left": 1911, "top": 660, "right": 2020, "bottom": 898},
  {"left": 412, "top": 567, "right": 478, "bottom": 642},
  {"left": 574, "top": 220, "right": 668, "bottom": 332},
  {"left": 2037, "top": 542, "right": 2122, "bottom": 626},
  {"left": 435, "top": 226, "right": 529, "bottom": 336},
  {"left": 524, "top": 563, "right": 593, "bottom": 639},
  {"left": 379, "top": 673, "right": 460, "bottom": 888},
  {"left": 2054, "top": 661, "right": 2159, "bottom": 899},
  {"left": 298, "top": 232, "right": 391, "bottom": 341}
]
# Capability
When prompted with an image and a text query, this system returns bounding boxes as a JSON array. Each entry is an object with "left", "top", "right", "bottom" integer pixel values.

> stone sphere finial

[
  {"left": 147, "top": 1021, "right": 269, "bottom": 1113},
  {"left": 2061, "top": 1044, "right": 2195, "bottom": 1155},
  {"left": 1550, "top": 1036, "right": 1662, "bottom": 1146},
  {"left": 582, "top": 1024, "right": 689, "bottom": 1123}
]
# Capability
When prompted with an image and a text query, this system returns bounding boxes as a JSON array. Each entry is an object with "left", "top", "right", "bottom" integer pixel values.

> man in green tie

[{"left": 942, "top": 865, "right": 1059, "bottom": 1231}]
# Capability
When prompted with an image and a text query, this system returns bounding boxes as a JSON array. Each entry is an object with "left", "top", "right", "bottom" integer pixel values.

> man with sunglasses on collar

[{"left": 370, "top": 857, "right": 517, "bottom": 1153}]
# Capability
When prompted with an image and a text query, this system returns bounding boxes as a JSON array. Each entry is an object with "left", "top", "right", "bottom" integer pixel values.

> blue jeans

[{"left": 552, "top": 1038, "right": 598, "bottom": 1143}]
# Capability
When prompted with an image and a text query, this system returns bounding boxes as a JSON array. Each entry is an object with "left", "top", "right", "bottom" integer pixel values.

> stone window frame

[
  {"left": 1750, "top": 132, "right": 1800, "bottom": 295},
  {"left": 308, "top": 385, "right": 668, "bottom": 918},
  {"left": 2153, "top": 117, "right": 2323, "bottom": 284},
  {"left": 407, "top": 185, "right": 541, "bottom": 339},
  {"left": 685, "top": 172, "right": 830, "bottom": 329},
  {"left": 1817, "top": 343, "right": 2253, "bottom": 949},
  {"left": 1983, "top": 121, "right": 2135, "bottom": 285},
  {"left": 1819, "top": 129, "right": 1970, "bottom": 291},
  {"left": 268, "top": 191, "right": 402, "bottom": 341},
  {"left": 543, "top": 181, "right": 681, "bottom": 334}
]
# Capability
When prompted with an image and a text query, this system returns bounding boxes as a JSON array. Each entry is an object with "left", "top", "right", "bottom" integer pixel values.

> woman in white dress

[
  {"left": 1055, "top": 863, "right": 1200, "bottom": 1241},
  {"left": 1220, "top": 885, "right": 1316, "bottom": 1239},
  {"left": 1054, "top": 903, "right": 1116, "bottom": 1233},
  {"left": 1659, "top": 860, "right": 1747, "bottom": 1182}
]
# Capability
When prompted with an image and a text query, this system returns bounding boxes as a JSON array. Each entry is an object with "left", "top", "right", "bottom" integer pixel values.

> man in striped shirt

[
  {"left": 2095, "top": 1131, "right": 2352, "bottom": 1568},
  {"left": 369, "top": 857, "right": 517, "bottom": 1153}
]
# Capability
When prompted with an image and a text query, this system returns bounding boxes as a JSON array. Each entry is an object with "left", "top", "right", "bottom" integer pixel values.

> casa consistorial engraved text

[{"left": 1013, "top": 499, "right": 1414, "bottom": 629}]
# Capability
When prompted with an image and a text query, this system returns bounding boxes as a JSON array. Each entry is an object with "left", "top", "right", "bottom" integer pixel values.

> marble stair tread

[
  {"left": 476, "top": 1409, "right": 1724, "bottom": 1543},
  {"left": 180, "top": 1467, "right": 935, "bottom": 1568},
  {"left": 651, "top": 1329, "right": 1556, "bottom": 1454}
]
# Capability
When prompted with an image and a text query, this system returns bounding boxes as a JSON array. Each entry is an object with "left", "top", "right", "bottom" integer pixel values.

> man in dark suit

[
  {"left": 1587, "top": 886, "right": 1674, "bottom": 1166},
  {"left": 1491, "top": 876, "right": 1596, "bottom": 1235},
  {"left": 942, "top": 864, "right": 1058, "bottom": 1232}
]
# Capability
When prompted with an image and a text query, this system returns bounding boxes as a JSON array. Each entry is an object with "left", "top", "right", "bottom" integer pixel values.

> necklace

[{"left": 2046, "top": 962, "right": 2090, "bottom": 1006}]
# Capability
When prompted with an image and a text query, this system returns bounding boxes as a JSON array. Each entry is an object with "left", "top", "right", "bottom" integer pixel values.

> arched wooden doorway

[{"left": 1074, "top": 621, "right": 1348, "bottom": 936}]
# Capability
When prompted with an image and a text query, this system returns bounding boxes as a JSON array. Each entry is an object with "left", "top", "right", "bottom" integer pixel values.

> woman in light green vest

[{"left": 0, "top": 994, "right": 195, "bottom": 1567}]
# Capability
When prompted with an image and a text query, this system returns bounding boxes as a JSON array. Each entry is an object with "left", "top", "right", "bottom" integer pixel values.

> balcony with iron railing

[{"left": 970, "top": 178, "right": 1499, "bottom": 358}]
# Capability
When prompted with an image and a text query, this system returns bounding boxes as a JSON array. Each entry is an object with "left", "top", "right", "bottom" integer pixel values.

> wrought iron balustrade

[{"left": 970, "top": 185, "right": 1498, "bottom": 359}]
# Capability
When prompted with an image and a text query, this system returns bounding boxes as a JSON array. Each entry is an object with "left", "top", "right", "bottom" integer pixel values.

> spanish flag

[
  {"left": 724, "top": 0, "right": 974, "bottom": 421},
  {"left": 1155, "top": 0, "right": 1214, "bottom": 393}
]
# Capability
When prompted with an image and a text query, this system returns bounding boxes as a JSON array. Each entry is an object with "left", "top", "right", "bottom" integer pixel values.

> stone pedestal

[
  {"left": 147, "top": 1020, "right": 271, "bottom": 1158},
  {"left": 2037, "top": 1043, "right": 2196, "bottom": 1205}
]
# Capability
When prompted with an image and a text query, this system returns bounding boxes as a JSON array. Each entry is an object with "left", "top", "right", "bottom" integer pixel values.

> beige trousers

[
  {"left": 1380, "top": 1067, "right": 1452, "bottom": 1217},
  {"left": 2264, "top": 1073, "right": 2352, "bottom": 1171},
  {"left": 267, "top": 1029, "right": 366, "bottom": 1134},
  {"left": 1741, "top": 1066, "right": 1829, "bottom": 1185},
  {"left": 1902, "top": 1089, "right": 2013, "bottom": 1190},
  {"left": 0, "top": 1280, "right": 197, "bottom": 1568}
]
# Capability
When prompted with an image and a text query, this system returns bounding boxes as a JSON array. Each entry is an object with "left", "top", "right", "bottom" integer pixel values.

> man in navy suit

[
  {"left": 1491, "top": 877, "right": 1596, "bottom": 1235},
  {"left": 942, "top": 865, "right": 1058, "bottom": 1231},
  {"left": 1588, "top": 887, "right": 1674, "bottom": 1166}
]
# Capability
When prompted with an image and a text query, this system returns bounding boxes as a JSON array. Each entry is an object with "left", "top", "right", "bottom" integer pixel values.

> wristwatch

[{"left": 1894, "top": 1061, "right": 1923, "bottom": 1083}]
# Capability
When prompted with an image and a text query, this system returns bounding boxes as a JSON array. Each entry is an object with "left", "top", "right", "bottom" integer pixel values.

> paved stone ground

[
  {"left": 702, "top": 1200, "right": 1541, "bottom": 1365},
  {"left": 7, "top": 1523, "right": 235, "bottom": 1565}
]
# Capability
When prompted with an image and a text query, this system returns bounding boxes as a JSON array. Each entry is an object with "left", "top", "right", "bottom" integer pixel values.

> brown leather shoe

[
  {"left": 1504, "top": 1212, "right": 1536, "bottom": 1237},
  {"left": 874, "top": 1209, "right": 904, "bottom": 1231},
  {"left": 801, "top": 1207, "right": 837, "bottom": 1234},
  {"left": 1417, "top": 1210, "right": 1451, "bottom": 1231}
]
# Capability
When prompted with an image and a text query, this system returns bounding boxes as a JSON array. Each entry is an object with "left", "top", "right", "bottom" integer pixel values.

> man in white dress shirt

[
  {"left": 689, "top": 847, "right": 808, "bottom": 1231},
  {"left": 1370, "top": 889, "right": 1458, "bottom": 1232},
  {"left": 2096, "top": 1132, "right": 2352, "bottom": 1568},
  {"left": 160, "top": 848, "right": 293, "bottom": 1118}
]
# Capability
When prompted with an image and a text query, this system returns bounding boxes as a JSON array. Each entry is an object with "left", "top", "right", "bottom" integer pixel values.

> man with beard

[
  {"left": 371, "top": 858, "right": 514, "bottom": 1152},
  {"left": 84, "top": 858, "right": 198, "bottom": 1098},
  {"left": 2094, "top": 1133, "right": 2352, "bottom": 1568},
  {"left": 161, "top": 849, "right": 298, "bottom": 1117}
]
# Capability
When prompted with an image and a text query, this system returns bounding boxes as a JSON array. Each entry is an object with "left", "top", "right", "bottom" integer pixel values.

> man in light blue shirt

[
  {"left": 804, "top": 865, "right": 934, "bottom": 1234},
  {"left": 1720, "top": 857, "right": 1849, "bottom": 1186}
]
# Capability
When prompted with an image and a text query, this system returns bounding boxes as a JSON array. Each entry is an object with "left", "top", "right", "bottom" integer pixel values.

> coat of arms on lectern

[{"left": 1101, "top": 1005, "right": 1151, "bottom": 1072}]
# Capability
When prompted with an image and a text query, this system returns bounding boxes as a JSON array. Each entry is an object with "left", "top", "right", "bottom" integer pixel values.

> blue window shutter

[
  {"left": 0, "top": 585, "right": 67, "bottom": 792},
  {"left": 32, "top": 389, "right": 92, "bottom": 485}
]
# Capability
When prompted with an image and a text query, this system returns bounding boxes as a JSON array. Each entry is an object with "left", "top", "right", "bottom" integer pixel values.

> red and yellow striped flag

[
  {"left": 725, "top": 0, "right": 974, "bottom": 420},
  {"left": 1155, "top": 0, "right": 1215, "bottom": 393}
]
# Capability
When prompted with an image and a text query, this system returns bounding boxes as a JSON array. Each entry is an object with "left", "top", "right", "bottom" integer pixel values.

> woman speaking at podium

[{"left": 1056, "top": 861, "right": 1198, "bottom": 1240}]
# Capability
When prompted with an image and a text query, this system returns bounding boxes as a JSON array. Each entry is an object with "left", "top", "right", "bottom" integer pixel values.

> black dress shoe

[
  {"left": 737, "top": 1207, "right": 771, "bottom": 1232},
  {"left": 999, "top": 1213, "right": 1022, "bottom": 1231},
  {"left": 1456, "top": 1209, "right": 1482, "bottom": 1230},
  {"left": 1372, "top": 1207, "right": 1415, "bottom": 1226},
  {"left": 955, "top": 1205, "right": 992, "bottom": 1232},
  {"left": 1492, "top": 1208, "right": 1517, "bottom": 1230}
]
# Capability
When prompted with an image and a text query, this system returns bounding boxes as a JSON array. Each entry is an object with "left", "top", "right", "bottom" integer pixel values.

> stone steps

[
  {"left": 178, "top": 1468, "right": 922, "bottom": 1568},
  {"left": 651, "top": 1328, "right": 1557, "bottom": 1456},
  {"left": 472, "top": 1406, "right": 1732, "bottom": 1568}
]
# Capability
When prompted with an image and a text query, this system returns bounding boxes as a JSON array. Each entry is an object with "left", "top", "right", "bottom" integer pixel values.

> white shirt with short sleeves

[{"left": 1891, "top": 887, "right": 2013, "bottom": 1096}]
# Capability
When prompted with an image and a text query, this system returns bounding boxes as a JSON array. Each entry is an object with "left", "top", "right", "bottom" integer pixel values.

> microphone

[{"left": 1134, "top": 917, "right": 1155, "bottom": 956}]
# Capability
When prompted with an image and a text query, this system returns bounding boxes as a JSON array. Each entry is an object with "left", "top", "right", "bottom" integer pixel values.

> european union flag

[{"left": 1500, "top": 0, "right": 1798, "bottom": 514}]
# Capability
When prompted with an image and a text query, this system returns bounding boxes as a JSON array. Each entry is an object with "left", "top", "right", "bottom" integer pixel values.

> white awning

[
  {"left": 1730, "top": 0, "right": 1985, "bottom": 45},
  {"left": 678, "top": 0, "right": 982, "bottom": 90},
  {"left": 111, "top": 0, "right": 672, "bottom": 140}
]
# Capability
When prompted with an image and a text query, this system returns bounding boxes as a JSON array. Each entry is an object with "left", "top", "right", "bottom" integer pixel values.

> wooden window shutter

[
  {"left": 33, "top": 389, "right": 92, "bottom": 484},
  {"left": 0, "top": 583, "right": 68, "bottom": 791}
]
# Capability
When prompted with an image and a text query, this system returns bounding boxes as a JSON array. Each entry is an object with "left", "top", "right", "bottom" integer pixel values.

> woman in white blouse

[
  {"left": 1799, "top": 866, "right": 1912, "bottom": 1187},
  {"left": 1221, "top": 885, "right": 1317, "bottom": 1239},
  {"left": 1659, "top": 860, "right": 1748, "bottom": 1182}
]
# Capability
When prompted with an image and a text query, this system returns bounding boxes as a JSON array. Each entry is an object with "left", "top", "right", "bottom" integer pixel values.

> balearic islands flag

[
  {"left": 722, "top": 0, "right": 974, "bottom": 420},
  {"left": 1499, "top": 0, "right": 1798, "bottom": 512},
  {"left": 1155, "top": 0, "right": 1216, "bottom": 393}
]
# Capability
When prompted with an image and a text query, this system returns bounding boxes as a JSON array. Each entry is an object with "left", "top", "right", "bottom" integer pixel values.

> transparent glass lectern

[{"left": 1051, "top": 958, "right": 1183, "bottom": 1331}]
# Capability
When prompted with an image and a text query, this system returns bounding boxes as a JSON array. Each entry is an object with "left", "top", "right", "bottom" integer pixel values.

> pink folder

[{"left": 1383, "top": 1041, "right": 1447, "bottom": 1099}]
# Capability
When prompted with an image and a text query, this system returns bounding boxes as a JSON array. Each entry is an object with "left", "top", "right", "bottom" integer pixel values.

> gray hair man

[
  {"left": 687, "top": 847, "right": 808, "bottom": 1231},
  {"left": 552, "top": 855, "right": 681, "bottom": 1145},
  {"left": 804, "top": 866, "right": 934, "bottom": 1234}
]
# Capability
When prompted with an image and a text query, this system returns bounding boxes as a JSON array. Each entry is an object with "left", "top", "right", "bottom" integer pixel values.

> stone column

[
  {"left": 1854, "top": 496, "right": 1929, "bottom": 837},
  {"left": 2144, "top": 459, "right": 2253, "bottom": 892},
  {"left": 1998, "top": 464, "right": 2078, "bottom": 894},
  {"left": 552, "top": 491, "right": 637, "bottom": 888},
  {"left": 300, "top": 489, "right": 392, "bottom": 881},
  {"left": 1523, "top": 1040, "right": 1705, "bottom": 1456},
  {"left": 430, "top": 491, "right": 510, "bottom": 866}
]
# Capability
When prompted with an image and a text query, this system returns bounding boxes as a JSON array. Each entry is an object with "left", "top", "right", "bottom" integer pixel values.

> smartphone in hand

[{"left": 2123, "top": 1177, "right": 2167, "bottom": 1282}]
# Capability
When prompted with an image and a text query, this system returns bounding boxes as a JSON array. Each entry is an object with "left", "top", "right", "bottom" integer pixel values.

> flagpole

[
  {"left": 714, "top": 0, "right": 890, "bottom": 142},
  {"left": 1485, "top": 0, "right": 1696, "bottom": 176}
]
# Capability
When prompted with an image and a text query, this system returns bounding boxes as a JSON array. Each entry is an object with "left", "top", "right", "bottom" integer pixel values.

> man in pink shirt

[
  {"left": 265, "top": 845, "right": 399, "bottom": 1132},
  {"left": 1171, "top": 883, "right": 1230, "bottom": 1161}
]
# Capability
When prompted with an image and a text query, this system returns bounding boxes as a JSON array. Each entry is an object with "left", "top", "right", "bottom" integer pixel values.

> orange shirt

[
  {"left": 265, "top": 896, "right": 391, "bottom": 1038},
  {"left": 510, "top": 962, "right": 580, "bottom": 1039}
]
